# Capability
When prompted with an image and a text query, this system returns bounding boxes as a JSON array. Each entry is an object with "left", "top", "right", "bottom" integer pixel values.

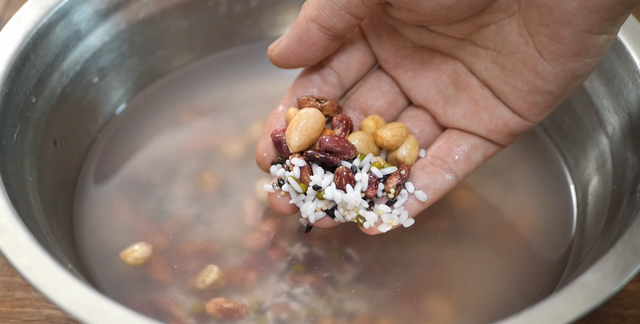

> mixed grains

[{"left": 264, "top": 95, "right": 428, "bottom": 233}]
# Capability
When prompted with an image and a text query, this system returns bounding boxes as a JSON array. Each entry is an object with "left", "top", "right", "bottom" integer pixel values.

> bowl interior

[{"left": 1, "top": 0, "right": 640, "bottom": 323}]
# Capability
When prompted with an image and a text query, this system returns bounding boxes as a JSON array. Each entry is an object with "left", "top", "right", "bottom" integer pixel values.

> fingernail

[{"left": 268, "top": 35, "right": 286, "bottom": 52}]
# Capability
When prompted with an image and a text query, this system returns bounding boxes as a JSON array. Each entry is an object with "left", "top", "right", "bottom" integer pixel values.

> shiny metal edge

[
  {"left": 0, "top": 0, "right": 160, "bottom": 323},
  {"left": 495, "top": 16, "right": 640, "bottom": 324}
]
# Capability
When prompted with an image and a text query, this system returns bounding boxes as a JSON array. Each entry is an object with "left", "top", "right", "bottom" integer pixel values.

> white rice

[
  {"left": 419, "top": 149, "right": 426, "bottom": 158},
  {"left": 377, "top": 223, "right": 393, "bottom": 233},
  {"left": 377, "top": 204, "right": 391, "bottom": 213},
  {"left": 305, "top": 201, "right": 317, "bottom": 216},
  {"left": 380, "top": 212, "right": 389, "bottom": 224},
  {"left": 414, "top": 190, "right": 428, "bottom": 202},
  {"left": 289, "top": 179, "right": 303, "bottom": 193},
  {"left": 379, "top": 149, "right": 387, "bottom": 160},
  {"left": 360, "top": 162, "right": 371, "bottom": 174},
  {"left": 291, "top": 158, "right": 306, "bottom": 167},
  {"left": 399, "top": 210, "right": 409, "bottom": 224},
  {"left": 304, "top": 192, "right": 315, "bottom": 203},
  {"left": 321, "top": 175, "right": 334, "bottom": 188},
  {"left": 362, "top": 153, "right": 375, "bottom": 166},
  {"left": 393, "top": 197, "right": 407, "bottom": 209},
  {"left": 334, "top": 210, "right": 345, "bottom": 222},
  {"left": 361, "top": 173, "right": 369, "bottom": 191},
  {"left": 269, "top": 139, "right": 426, "bottom": 233},
  {"left": 405, "top": 181, "right": 415, "bottom": 193},
  {"left": 403, "top": 218, "right": 416, "bottom": 228},
  {"left": 380, "top": 166, "right": 398, "bottom": 175},
  {"left": 371, "top": 167, "right": 383, "bottom": 178},
  {"left": 309, "top": 212, "right": 316, "bottom": 223},
  {"left": 323, "top": 186, "right": 334, "bottom": 199},
  {"left": 334, "top": 190, "right": 343, "bottom": 204},
  {"left": 354, "top": 182, "right": 362, "bottom": 195},
  {"left": 290, "top": 194, "right": 305, "bottom": 204}
]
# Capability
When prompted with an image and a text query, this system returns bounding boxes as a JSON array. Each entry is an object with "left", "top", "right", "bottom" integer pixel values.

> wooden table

[{"left": 0, "top": 252, "right": 637, "bottom": 323}]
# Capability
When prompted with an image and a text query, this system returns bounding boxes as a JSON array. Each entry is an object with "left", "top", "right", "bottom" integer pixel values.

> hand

[{"left": 255, "top": 0, "right": 638, "bottom": 234}]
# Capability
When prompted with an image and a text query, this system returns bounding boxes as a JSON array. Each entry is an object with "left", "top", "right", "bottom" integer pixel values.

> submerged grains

[
  {"left": 119, "top": 242, "right": 153, "bottom": 266},
  {"left": 194, "top": 264, "right": 226, "bottom": 290}
]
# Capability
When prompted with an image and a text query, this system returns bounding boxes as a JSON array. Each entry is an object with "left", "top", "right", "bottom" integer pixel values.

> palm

[
  {"left": 363, "top": 0, "right": 627, "bottom": 143},
  {"left": 256, "top": 0, "right": 635, "bottom": 234}
]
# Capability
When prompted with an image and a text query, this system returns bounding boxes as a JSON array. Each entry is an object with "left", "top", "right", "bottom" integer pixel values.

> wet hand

[{"left": 255, "top": 0, "right": 637, "bottom": 234}]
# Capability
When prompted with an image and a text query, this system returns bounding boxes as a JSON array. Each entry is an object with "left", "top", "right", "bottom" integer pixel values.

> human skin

[{"left": 255, "top": 0, "right": 639, "bottom": 234}]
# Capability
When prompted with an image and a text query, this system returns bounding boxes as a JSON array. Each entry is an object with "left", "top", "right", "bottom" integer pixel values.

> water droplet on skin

[
  {"left": 93, "top": 76, "right": 99, "bottom": 83},
  {"left": 30, "top": 96, "right": 36, "bottom": 103}
]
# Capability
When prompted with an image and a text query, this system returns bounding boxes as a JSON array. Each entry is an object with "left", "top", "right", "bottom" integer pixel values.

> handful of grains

[{"left": 263, "top": 95, "right": 428, "bottom": 233}]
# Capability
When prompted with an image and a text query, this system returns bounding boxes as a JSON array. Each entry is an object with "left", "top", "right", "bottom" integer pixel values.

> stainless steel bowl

[{"left": 0, "top": 1, "right": 639, "bottom": 323}]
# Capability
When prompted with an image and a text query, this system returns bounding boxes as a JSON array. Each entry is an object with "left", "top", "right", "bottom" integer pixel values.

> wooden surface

[
  {"left": 0, "top": 251, "right": 637, "bottom": 323},
  {"left": 0, "top": 255, "right": 77, "bottom": 324}
]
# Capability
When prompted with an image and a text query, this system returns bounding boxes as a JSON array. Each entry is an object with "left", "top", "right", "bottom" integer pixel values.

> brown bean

[
  {"left": 304, "top": 150, "right": 342, "bottom": 168},
  {"left": 318, "top": 135, "right": 357, "bottom": 160},
  {"left": 206, "top": 298, "right": 249, "bottom": 321},
  {"left": 313, "top": 128, "right": 336, "bottom": 149},
  {"left": 176, "top": 240, "right": 222, "bottom": 258},
  {"left": 384, "top": 165, "right": 411, "bottom": 196},
  {"left": 299, "top": 159, "right": 312, "bottom": 185},
  {"left": 317, "top": 316, "right": 337, "bottom": 324},
  {"left": 146, "top": 255, "right": 173, "bottom": 285},
  {"left": 297, "top": 95, "right": 342, "bottom": 117},
  {"left": 225, "top": 268, "right": 258, "bottom": 290},
  {"left": 332, "top": 114, "right": 353, "bottom": 137},
  {"left": 364, "top": 173, "right": 379, "bottom": 199},
  {"left": 334, "top": 166, "right": 356, "bottom": 191},
  {"left": 271, "top": 128, "right": 290, "bottom": 157}
]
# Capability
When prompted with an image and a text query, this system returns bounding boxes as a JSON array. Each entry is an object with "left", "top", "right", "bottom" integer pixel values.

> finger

[
  {"left": 256, "top": 29, "right": 376, "bottom": 172},
  {"left": 341, "top": 68, "right": 410, "bottom": 127},
  {"left": 359, "top": 129, "right": 503, "bottom": 235},
  {"left": 363, "top": 13, "right": 534, "bottom": 147},
  {"left": 395, "top": 105, "right": 444, "bottom": 148},
  {"left": 268, "top": 0, "right": 382, "bottom": 68}
]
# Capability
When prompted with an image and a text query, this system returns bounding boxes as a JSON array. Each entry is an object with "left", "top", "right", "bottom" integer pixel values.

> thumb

[{"left": 268, "top": 0, "right": 381, "bottom": 69}]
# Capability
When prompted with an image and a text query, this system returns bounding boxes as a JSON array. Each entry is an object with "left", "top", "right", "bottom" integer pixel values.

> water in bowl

[{"left": 73, "top": 40, "right": 576, "bottom": 324}]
